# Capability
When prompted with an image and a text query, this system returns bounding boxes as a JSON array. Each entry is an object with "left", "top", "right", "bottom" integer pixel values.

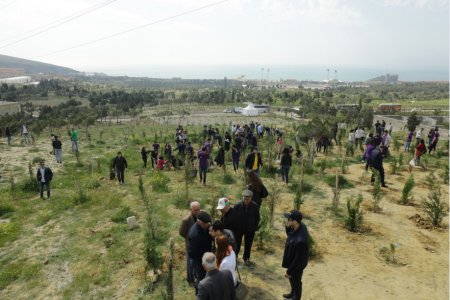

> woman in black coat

[
  {"left": 214, "top": 146, "right": 225, "bottom": 167},
  {"left": 246, "top": 170, "right": 268, "bottom": 207},
  {"left": 141, "top": 147, "right": 150, "bottom": 168}
]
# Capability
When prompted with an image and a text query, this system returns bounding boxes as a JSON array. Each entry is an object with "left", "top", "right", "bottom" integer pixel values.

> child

[{"left": 157, "top": 156, "right": 167, "bottom": 171}]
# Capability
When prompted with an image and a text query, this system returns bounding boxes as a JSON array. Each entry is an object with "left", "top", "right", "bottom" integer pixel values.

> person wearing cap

[
  {"left": 196, "top": 252, "right": 237, "bottom": 300},
  {"left": 188, "top": 211, "right": 213, "bottom": 294},
  {"left": 179, "top": 201, "right": 201, "bottom": 284},
  {"left": 282, "top": 210, "right": 309, "bottom": 300},
  {"left": 245, "top": 147, "right": 263, "bottom": 177},
  {"left": 112, "top": 151, "right": 128, "bottom": 184},
  {"left": 233, "top": 189, "right": 260, "bottom": 266},
  {"left": 217, "top": 198, "right": 240, "bottom": 242}
]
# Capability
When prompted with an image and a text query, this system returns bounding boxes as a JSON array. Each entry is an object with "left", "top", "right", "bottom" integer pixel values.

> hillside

[{"left": 0, "top": 54, "right": 79, "bottom": 77}]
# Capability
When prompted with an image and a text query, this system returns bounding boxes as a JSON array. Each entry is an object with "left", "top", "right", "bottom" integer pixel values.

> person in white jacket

[{"left": 215, "top": 234, "right": 237, "bottom": 287}]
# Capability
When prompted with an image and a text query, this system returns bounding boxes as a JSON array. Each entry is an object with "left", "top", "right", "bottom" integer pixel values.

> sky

[{"left": 0, "top": 0, "right": 448, "bottom": 78}]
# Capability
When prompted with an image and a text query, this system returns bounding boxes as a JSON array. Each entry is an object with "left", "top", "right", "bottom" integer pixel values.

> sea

[{"left": 100, "top": 65, "right": 449, "bottom": 82}]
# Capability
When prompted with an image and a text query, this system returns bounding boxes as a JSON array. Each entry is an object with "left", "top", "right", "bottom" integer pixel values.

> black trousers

[
  {"left": 371, "top": 166, "right": 385, "bottom": 185},
  {"left": 39, "top": 181, "right": 50, "bottom": 198},
  {"left": 289, "top": 271, "right": 303, "bottom": 300},
  {"left": 117, "top": 168, "right": 125, "bottom": 183},
  {"left": 235, "top": 231, "right": 255, "bottom": 261}
]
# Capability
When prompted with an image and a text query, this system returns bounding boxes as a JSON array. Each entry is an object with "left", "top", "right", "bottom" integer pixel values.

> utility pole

[
  {"left": 260, "top": 67, "right": 264, "bottom": 90},
  {"left": 266, "top": 68, "right": 270, "bottom": 87},
  {"left": 327, "top": 68, "right": 330, "bottom": 81}
]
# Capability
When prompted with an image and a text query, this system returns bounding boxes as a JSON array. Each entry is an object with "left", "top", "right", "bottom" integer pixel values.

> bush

[
  {"left": 344, "top": 194, "right": 363, "bottom": 232},
  {"left": 401, "top": 175, "right": 415, "bottom": 205},
  {"left": 308, "top": 233, "right": 317, "bottom": 257},
  {"left": 324, "top": 174, "right": 354, "bottom": 189},
  {"left": 0, "top": 222, "right": 20, "bottom": 247},
  {"left": 150, "top": 172, "right": 170, "bottom": 193},
  {"left": 0, "top": 204, "right": 14, "bottom": 218},
  {"left": 83, "top": 178, "right": 101, "bottom": 189},
  {"left": 73, "top": 189, "right": 91, "bottom": 205},
  {"left": 255, "top": 205, "right": 273, "bottom": 250},
  {"left": 289, "top": 181, "right": 313, "bottom": 194},
  {"left": 222, "top": 173, "right": 236, "bottom": 185},
  {"left": 390, "top": 156, "right": 399, "bottom": 175},
  {"left": 32, "top": 157, "right": 45, "bottom": 164},
  {"left": 111, "top": 206, "right": 136, "bottom": 223},
  {"left": 18, "top": 177, "right": 38, "bottom": 193},
  {"left": 423, "top": 188, "right": 446, "bottom": 226},
  {"left": 372, "top": 170, "right": 383, "bottom": 212}
]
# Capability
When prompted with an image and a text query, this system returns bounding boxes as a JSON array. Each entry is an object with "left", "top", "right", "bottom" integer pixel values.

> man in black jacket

[
  {"left": 197, "top": 252, "right": 237, "bottom": 300},
  {"left": 234, "top": 189, "right": 260, "bottom": 266},
  {"left": 217, "top": 197, "right": 239, "bottom": 240},
  {"left": 282, "top": 210, "right": 309, "bottom": 300},
  {"left": 188, "top": 211, "right": 213, "bottom": 294},
  {"left": 370, "top": 145, "right": 387, "bottom": 188},
  {"left": 52, "top": 135, "right": 63, "bottom": 163},
  {"left": 112, "top": 152, "right": 128, "bottom": 184},
  {"left": 37, "top": 160, "right": 53, "bottom": 199},
  {"left": 245, "top": 147, "right": 263, "bottom": 177}
]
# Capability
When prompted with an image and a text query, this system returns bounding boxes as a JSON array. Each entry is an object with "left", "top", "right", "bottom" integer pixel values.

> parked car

[{"left": 223, "top": 108, "right": 233, "bottom": 113}]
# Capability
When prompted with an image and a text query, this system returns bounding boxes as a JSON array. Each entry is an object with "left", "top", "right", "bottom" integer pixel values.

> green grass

[{"left": 323, "top": 174, "right": 354, "bottom": 189}]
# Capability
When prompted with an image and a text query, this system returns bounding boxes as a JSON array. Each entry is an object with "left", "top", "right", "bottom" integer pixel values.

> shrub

[
  {"left": 324, "top": 174, "right": 354, "bottom": 189},
  {"left": 316, "top": 159, "right": 328, "bottom": 176},
  {"left": 84, "top": 178, "right": 101, "bottom": 189},
  {"left": 400, "top": 174, "right": 415, "bottom": 205},
  {"left": 308, "top": 233, "right": 317, "bottom": 257},
  {"left": 255, "top": 205, "right": 272, "bottom": 250},
  {"left": 18, "top": 177, "right": 38, "bottom": 193},
  {"left": 222, "top": 173, "right": 236, "bottom": 185},
  {"left": 289, "top": 181, "right": 313, "bottom": 194},
  {"left": 150, "top": 172, "right": 170, "bottom": 193},
  {"left": 423, "top": 181, "right": 447, "bottom": 226},
  {"left": 32, "top": 157, "right": 45, "bottom": 164},
  {"left": 0, "top": 204, "right": 14, "bottom": 218},
  {"left": 444, "top": 165, "right": 449, "bottom": 185},
  {"left": 294, "top": 187, "right": 303, "bottom": 211},
  {"left": 390, "top": 156, "right": 399, "bottom": 175},
  {"left": 0, "top": 222, "right": 20, "bottom": 247},
  {"left": 111, "top": 206, "right": 136, "bottom": 223},
  {"left": 73, "top": 188, "right": 90, "bottom": 205},
  {"left": 344, "top": 194, "right": 363, "bottom": 232}
]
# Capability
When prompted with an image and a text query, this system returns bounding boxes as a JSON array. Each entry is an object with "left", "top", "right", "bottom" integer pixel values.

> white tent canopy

[{"left": 241, "top": 103, "right": 259, "bottom": 116}]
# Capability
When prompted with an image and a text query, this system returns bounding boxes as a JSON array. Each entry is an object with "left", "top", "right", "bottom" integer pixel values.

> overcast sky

[{"left": 0, "top": 0, "right": 448, "bottom": 74}]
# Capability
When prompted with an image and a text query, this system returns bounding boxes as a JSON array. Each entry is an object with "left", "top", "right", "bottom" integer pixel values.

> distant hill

[{"left": 0, "top": 54, "right": 80, "bottom": 77}]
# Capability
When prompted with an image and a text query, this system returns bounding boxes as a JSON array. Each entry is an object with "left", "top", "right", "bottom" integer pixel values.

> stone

[{"left": 127, "top": 216, "right": 138, "bottom": 230}]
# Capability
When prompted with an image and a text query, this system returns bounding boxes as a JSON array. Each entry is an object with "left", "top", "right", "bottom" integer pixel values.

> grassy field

[
  {"left": 370, "top": 98, "right": 449, "bottom": 110},
  {"left": 0, "top": 110, "right": 448, "bottom": 299}
]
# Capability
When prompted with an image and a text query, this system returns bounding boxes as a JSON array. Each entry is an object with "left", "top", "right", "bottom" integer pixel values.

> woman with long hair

[
  {"left": 215, "top": 234, "right": 237, "bottom": 286},
  {"left": 276, "top": 135, "right": 283, "bottom": 160},
  {"left": 247, "top": 170, "right": 268, "bottom": 207}
]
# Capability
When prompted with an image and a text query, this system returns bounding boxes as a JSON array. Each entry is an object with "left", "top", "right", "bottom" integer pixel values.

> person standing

[
  {"left": 234, "top": 189, "right": 260, "bottom": 266},
  {"left": 215, "top": 235, "right": 237, "bottom": 287},
  {"left": 71, "top": 128, "right": 79, "bottom": 152},
  {"left": 52, "top": 136, "right": 63, "bottom": 163},
  {"left": 247, "top": 171, "right": 268, "bottom": 207},
  {"left": 429, "top": 127, "right": 439, "bottom": 154},
  {"left": 415, "top": 128, "right": 423, "bottom": 144},
  {"left": 198, "top": 147, "right": 209, "bottom": 185},
  {"left": 280, "top": 147, "right": 293, "bottom": 186},
  {"left": 112, "top": 151, "right": 128, "bottom": 184},
  {"left": 5, "top": 126, "right": 11, "bottom": 146},
  {"left": 37, "top": 160, "right": 53, "bottom": 199},
  {"left": 404, "top": 131, "right": 414, "bottom": 152},
  {"left": 282, "top": 210, "right": 309, "bottom": 300},
  {"left": 179, "top": 201, "right": 201, "bottom": 284},
  {"left": 188, "top": 211, "right": 213, "bottom": 294},
  {"left": 381, "top": 130, "right": 391, "bottom": 157},
  {"left": 370, "top": 145, "right": 387, "bottom": 188},
  {"left": 245, "top": 146, "right": 263, "bottom": 177},
  {"left": 22, "top": 124, "right": 30, "bottom": 144},
  {"left": 231, "top": 144, "right": 240, "bottom": 172},
  {"left": 410, "top": 139, "right": 427, "bottom": 172},
  {"left": 196, "top": 252, "right": 237, "bottom": 300},
  {"left": 216, "top": 197, "right": 239, "bottom": 240},
  {"left": 276, "top": 135, "right": 283, "bottom": 160},
  {"left": 141, "top": 147, "right": 149, "bottom": 168}
]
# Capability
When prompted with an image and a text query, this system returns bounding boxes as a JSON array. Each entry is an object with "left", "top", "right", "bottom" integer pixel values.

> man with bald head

[{"left": 179, "top": 201, "right": 201, "bottom": 284}]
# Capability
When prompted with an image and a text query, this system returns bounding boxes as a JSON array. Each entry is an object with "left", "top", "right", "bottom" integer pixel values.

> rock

[
  {"left": 43, "top": 259, "right": 50, "bottom": 265},
  {"left": 127, "top": 216, "right": 138, "bottom": 230}
]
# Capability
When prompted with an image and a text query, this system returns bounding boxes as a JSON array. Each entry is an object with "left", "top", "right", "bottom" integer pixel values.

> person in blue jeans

[
  {"left": 198, "top": 147, "right": 209, "bottom": 185},
  {"left": 280, "top": 147, "right": 292, "bottom": 186},
  {"left": 36, "top": 160, "right": 53, "bottom": 199}
]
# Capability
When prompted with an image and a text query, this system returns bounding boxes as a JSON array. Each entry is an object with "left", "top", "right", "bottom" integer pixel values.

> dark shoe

[
  {"left": 283, "top": 293, "right": 293, "bottom": 299},
  {"left": 244, "top": 260, "right": 254, "bottom": 267},
  {"left": 382, "top": 184, "right": 388, "bottom": 188}
]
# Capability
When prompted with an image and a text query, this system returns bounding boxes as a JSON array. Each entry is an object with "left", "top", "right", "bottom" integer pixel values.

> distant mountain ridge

[{"left": 0, "top": 54, "right": 80, "bottom": 77}]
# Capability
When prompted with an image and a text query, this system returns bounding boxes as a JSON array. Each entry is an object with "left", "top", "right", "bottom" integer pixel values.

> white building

[{"left": 0, "top": 76, "right": 32, "bottom": 84}]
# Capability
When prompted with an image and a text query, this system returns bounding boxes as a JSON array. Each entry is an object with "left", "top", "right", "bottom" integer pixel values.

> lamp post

[
  {"left": 266, "top": 68, "right": 270, "bottom": 87},
  {"left": 260, "top": 67, "right": 264, "bottom": 90}
]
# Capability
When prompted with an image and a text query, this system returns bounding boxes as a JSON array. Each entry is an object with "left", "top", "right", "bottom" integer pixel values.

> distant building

[
  {"left": 0, "top": 101, "right": 21, "bottom": 116},
  {"left": 368, "top": 73, "right": 399, "bottom": 83},
  {"left": 378, "top": 103, "right": 401, "bottom": 112},
  {"left": 0, "top": 76, "right": 32, "bottom": 84}
]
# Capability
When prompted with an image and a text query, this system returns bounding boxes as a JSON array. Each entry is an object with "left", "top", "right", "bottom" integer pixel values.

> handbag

[{"left": 235, "top": 265, "right": 248, "bottom": 300}]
